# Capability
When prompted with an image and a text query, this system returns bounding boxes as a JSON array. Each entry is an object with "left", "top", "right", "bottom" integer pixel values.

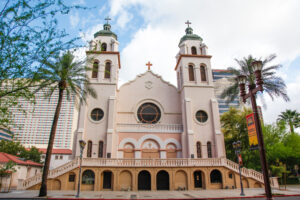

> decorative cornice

[{"left": 174, "top": 54, "right": 212, "bottom": 71}]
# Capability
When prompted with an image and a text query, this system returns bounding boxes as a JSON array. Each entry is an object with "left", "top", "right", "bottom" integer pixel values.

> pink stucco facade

[{"left": 74, "top": 23, "right": 226, "bottom": 160}]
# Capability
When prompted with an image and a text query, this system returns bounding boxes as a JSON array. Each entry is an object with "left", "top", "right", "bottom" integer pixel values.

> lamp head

[
  {"left": 252, "top": 60, "right": 263, "bottom": 72},
  {"left": 233, "top": 142, "right": 237, "bottom": 149},
  {"left": 238, "top": 75, "right": 247, "bottom": 85},
  {"left": 79, "top": 140, "right": 86, "bottom": 150}
]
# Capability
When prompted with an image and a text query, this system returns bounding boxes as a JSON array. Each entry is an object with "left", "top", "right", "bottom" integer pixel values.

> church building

[{"left": 20, "top": 20, "right": 278, "bottom": 192}]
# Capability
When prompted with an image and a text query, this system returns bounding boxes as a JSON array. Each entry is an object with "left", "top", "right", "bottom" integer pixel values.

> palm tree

[
  {"left": 221, "top": 54, "right": 289, "bottom": 103},
  {"left": 277, "top": 109, "right": 300, "bottom": 133},
  {"left": 37, "top": 51, "right": 96, "bottom": 197}
]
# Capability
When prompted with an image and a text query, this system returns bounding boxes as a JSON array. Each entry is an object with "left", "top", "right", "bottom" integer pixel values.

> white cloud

[
  {"left": 73, "top": 0, "right": 85, "bottom": 5},
  {"left": 69, "top": 12, "right": 80, "bottom": 28},
  {"left": 260, "top": 75, "right": 300, "bottom": 124},
  {"left": 79, "top": 23, "right": 103, "bottom": 43},
  {"left": 107, "top": 0, "right": 300, "bottom": 123}
]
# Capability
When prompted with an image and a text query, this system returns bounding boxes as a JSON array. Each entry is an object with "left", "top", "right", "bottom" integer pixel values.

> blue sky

[{"left": 58, "top": 0, "right": 300, "bottom": 124}]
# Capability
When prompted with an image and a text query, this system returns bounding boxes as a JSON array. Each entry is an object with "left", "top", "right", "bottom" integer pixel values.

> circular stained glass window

[
  {"left": 91, "top": 108, "right": 104, "bottom": 121},
  {"left": 196, "top": 110, "right": 208, "bottom": 123},
  {"left": 137, "top": 103, "right": 161, "bottom": 124}
]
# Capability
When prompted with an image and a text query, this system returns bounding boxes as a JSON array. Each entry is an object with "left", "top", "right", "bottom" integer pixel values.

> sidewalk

[{"left": 0, "top": 187, "right": 300, "bottom": 199}]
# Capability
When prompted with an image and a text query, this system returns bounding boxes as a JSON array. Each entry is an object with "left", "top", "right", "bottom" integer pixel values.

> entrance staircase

[{"left": 18, "top": 157, "right": 278, "bottom": 190}]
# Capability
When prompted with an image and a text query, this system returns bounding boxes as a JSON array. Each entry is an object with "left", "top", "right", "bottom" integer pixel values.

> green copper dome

[
  {"left": 94, "top": 23, "right": 118, "bottom": 40},
  {"left": 179, "top": 26, "right": 202, "bottom": 45}
]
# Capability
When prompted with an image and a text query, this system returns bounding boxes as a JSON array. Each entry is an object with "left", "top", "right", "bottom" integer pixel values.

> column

[
  {"left": 75, "top": 104, "right": 86, "bottom": 157},
  {"left": 160, "top": 150, "right": 166, "bottom": 158},
  {"left": 210, "top": 99, "right": 226, "bottom": 157},
  {"left": 184, "top": 98, "right": 194, "bottom": 157},
  {"left": 106, "top": 96, "right": 116, "bottom": 157},
  {"left": 195, "top": 66, "right": 201, "bottom": 84}
]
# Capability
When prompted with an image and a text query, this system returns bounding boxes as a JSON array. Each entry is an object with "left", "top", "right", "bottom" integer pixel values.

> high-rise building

[
  {"left": 11, "top": 88, "right": 78, "bottom": 149},
  {"left": 0, "top": 127, "right": 13, "bottom": 141},
  {"left": 212, "top": 69, "right": 240, "bottom": 114}
]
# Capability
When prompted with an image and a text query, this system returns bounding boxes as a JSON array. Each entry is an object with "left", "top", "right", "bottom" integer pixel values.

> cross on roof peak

[
  {"left": 185, "top": 20, "right": 191, "bottom": 28},
  {"left": 146, "top": 61, "right": 153, "bottom": 70},
  {"left": 105, "top": 16, "right": 111, "bottom": 24}
]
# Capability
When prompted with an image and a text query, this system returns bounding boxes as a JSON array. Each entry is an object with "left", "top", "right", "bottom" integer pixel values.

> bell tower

[
  {"left": 175, "top": 21, "right": 225, "bottom": 159},
  {"left": 75, "top": 18, "right": 120, "bottom": 159}
]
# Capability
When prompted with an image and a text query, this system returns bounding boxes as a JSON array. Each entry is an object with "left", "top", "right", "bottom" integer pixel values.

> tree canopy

[
  {"left": 220, "top": 54, "right": 289, "bottom": 103},
  {"left": 277, "top": 109, "right": 300, "bottom": 133},
  {"left": 221, "top": 107, "right": 300, "bottom": 178},
  {"left": 0, "top": 0, "right": 83, "bottom": 128},
  {"left": 0, "top": 140, "right": 42, "bottom": 163}
]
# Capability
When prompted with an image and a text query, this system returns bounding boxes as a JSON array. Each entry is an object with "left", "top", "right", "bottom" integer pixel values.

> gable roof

[
  {"left": 0, "top": 152, "right": 42, "bottom": 167},
  {"left": 119, "top": 70, "right": 177, "bottom": 90}
]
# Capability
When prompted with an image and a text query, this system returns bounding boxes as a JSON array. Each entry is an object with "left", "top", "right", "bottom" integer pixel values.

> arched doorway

[
  {"left": 156, "top": 170, "right": 169, "bottom": 190},
  {"left": 141, "top": 139, "right": 160, "bottom": 158},
  {"left": 82, "top": 170, "right": 95, "bottom": 191},
  {"left": 138, "top": 170, "right": 151, "bottom": 190},
  {"left": 210, "top": 169, "right": 223, "bottom": 189},
  {"left": 102, "top": 171, "right": 113, "bottom": 189},
  {"left": 194, "top": 171, "right": 204, "bottom": 188}
]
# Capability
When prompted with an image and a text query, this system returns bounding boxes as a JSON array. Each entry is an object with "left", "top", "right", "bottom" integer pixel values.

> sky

[{"left": 62, "top": 0, "right": 300, "bottom": 124}]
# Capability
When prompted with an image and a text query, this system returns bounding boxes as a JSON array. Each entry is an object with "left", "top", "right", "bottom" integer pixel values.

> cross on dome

[
  {"left": 105, "top": 16, "right": 111, "bottom": 24},
  {"left": 185, "top": 20, "right": 191, "bottom": 28},
  {"left": 146, "top": 61, "right": 153, "bottom": 70}
]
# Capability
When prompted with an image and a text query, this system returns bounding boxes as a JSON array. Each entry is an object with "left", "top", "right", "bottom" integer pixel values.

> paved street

[{"left": 0, "top": 186, "right": 300, "bottom": 199}]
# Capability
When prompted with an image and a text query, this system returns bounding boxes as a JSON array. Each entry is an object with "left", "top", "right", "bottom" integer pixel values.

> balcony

[{"left": 116, "top": 123, "right": 183, "bottom": 133}]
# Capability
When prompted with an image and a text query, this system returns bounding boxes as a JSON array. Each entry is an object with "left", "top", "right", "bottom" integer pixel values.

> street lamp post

[
  {"left": 238, "top": 60, "right": 273, "bottom": 200},
  {"left": 76, "top": 140, "right": 86, "bottom": 198},
  {"left": 233, "top": 141, "right": 245, "bottom": 196}
]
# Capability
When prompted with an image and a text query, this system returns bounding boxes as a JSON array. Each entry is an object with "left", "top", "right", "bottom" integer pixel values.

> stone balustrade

[
  {"left": 18, "top": 158, "right": 79, "bottom": 190},
  {"left": 116, "top": 123, "right": 183, "bottom": 133},
  {"left": 19, "top": 157, "right": 276, "bottom": 190}
]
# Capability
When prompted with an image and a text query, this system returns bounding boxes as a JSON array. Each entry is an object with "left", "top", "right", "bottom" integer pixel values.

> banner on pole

[{"left": 246, "top": 113, "right": 259, "bottom": 150}]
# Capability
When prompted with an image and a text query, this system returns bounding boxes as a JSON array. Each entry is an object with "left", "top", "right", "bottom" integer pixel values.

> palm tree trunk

[
  {"left": 289, "top": 121, "right": 294, "bottom": 133},
  {"left": 39, "top": 88, "right": 64, "bottom": 197}
]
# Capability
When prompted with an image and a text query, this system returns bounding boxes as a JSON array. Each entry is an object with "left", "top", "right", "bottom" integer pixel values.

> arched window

[
  {"left": 207, "top": 142, "right": 212, "bottom": 158},
  {"left": 82, "top": 170, "right": 95, "bottom": 184},
  {"left": 101, "top": 43, "right": 107, "bottom": 51},
  {"left": 210, "top": 170, "right": 222, "bottom": 183},
  {"left": 98, "top": 141, "right": 104, "bottom": 158},
  {"left": 188, "top": 65, "right": 195, "bottom": 81},
  {"left": 87, "top": 141, "right": 92, "bottom": 157},
  {"left": 191, "top": 46, "right": 197, "bottom": 55},
  {"left": 196, "top": 142, "right": 202, "bottom": 158},
  {"left": 104, "top": 62, "right": 111, "bottom": 78},
  {"left": 92, "top": 61, "right": 99, "bottom": 78},
  {"left": 200, "top": 65, "right": 207, "bottom": 81}
]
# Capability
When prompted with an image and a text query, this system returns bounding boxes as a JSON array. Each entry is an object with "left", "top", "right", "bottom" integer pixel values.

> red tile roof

[
  {"left": 0, "top": 152, "right": 42, "bottom": 167},
  {"left": 212, "top": 69, "right": 231, "bottom": 72},
  {"left": 38, "top": 148, "right": 72, "bottom": 155}
]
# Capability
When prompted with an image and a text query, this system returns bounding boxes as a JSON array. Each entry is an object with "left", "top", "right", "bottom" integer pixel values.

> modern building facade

[
  {"left": 0, "top": 128, "right": 13, "bottom": 141},
  {"left": 10, "top": 89, "right": 78, "bottom": 149},
  {"left": 19, "top": 20, "right": 277, "bottom": 191},
  {"left": 212, "top": 69, "right": 240, "bottom": 114}
]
